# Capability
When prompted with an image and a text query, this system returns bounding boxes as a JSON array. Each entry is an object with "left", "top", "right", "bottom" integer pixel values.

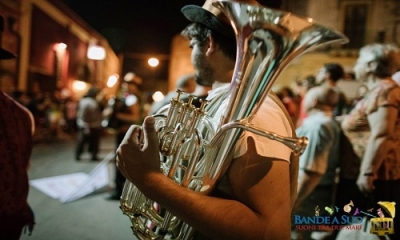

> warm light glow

[
  {"left": 124, "top": 72, "right": 136, "bottom": 81},
  {"left": 148, "top": 57, "right": 159, "bottom": 67},
  {"left": 54, "top": 42, "right": 67, "bottom": 51},
  {"left": 87, "top": 45, "right": 106, "bottom": 60},
  {"left": 107, "top": 74, "right": 119, "bottom": 88},
  {"left": 125, "top": 95, "right": 138, "bottom": 106},
  {"left": 73, "top": 80, "right": 87, "bottom": 91},
  {"left": 61, "top": 88, "right": 71, "bottom": 98},
  {"left": 152, "top": 91, "right": 165, "bottom": 102}
]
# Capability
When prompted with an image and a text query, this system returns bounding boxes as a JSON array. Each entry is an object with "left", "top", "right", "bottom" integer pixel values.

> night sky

[{"left": 62, "top": 0, "right": 205, "bottom": 54}]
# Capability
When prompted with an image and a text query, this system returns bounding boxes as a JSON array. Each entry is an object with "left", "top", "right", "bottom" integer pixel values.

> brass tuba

[{"left": 120, "top": 1, "right": 348, "bottom": 239}]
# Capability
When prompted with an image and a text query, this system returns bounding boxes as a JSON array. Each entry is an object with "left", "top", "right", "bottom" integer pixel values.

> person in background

[
  {"left": 116, "top": 0, "right": 299, "bottom": 239},
  {"left": 105, "top": 72, "right": 142, "bottom": 200},
  {"left": 0, "top": 34, "right": 35, "bottom": 239},
  {"left": 294, "top": 75, "right": 318, "bottom": 127},
  {"left": 64, "top": 96, "right": 78, "bottom": 136},
  {"left": 341, "top": 43, "right": 400, "bottom": 240},
  {"left": 48, "top": 88, "right": 63, "bottom": 139},
  {"left": 292, "top": 86, "right": 341, "bottom": 240},
  {"left": 276, "top": 85, "right": 300, "bottom": 125},
  {"left": 75, "top": 87, "right": 103, "bottom": 161},
  {"left": 149, "top": 73, "right": 197, "bottom": 115},
  {"left": 315, "top": 63, "right": 348, "bottom": 118}
]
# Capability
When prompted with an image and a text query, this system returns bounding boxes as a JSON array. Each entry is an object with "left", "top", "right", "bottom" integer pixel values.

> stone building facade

[{"left": 0, "top": 0, "right": 120, "bottom": 99}]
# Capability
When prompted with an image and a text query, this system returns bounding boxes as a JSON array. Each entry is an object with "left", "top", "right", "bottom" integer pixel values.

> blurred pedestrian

[
  {"left": 292, "top": 86, "right": 341, "bottom": 240},
  {"left": 294, "top": 75, "right": 318, "bottom": 127},
  {"left": 341, "top": 43, "right": 400, "bottom": 240},
  {"left": 276, "top": 85, "right": 299, "bottom": 125},
  {"left": 315, "top": 62, "right": 348, "bottom": 117},
  {"left": 0, "top": 32, "right": 35, "bottom": 239},
  {"left": 75, "top": 87, "right": 103, "bottom": 161},
  {"left": 64, "top": 96, "right": 78, "bottom": 135},
  {"left": 149, "top": 73, "right": 197, "bottom": 115},
  {"left": 105, "top": 72, "right": 142, "bottom": 200}
]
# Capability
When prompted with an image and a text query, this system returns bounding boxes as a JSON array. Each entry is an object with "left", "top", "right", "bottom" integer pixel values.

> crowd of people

[
  {"left": 280, "top": 44, "right": 400, "bottom": 240},
  {"left": 6, "top": 88, "right": 79, "bottom": 143}
]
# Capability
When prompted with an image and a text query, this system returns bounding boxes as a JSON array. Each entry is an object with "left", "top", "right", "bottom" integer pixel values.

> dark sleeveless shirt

[{"left": 0, "top": 91, "right": 34, "bottom": 232}]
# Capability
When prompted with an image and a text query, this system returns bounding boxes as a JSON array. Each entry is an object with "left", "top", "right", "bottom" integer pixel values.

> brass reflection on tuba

[{"left": 120, "top": 1, "right": 349, "bottom": 239}]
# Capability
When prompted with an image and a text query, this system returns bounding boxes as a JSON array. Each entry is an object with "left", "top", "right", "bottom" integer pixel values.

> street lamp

[
  {"left": 148, "top": 57, "right": 159, "bottom": 67},
  {"left": 107, "top": 74, "right": 119, "bottom": 88},
  {"left": 152, "top": 91, "right": 164, "bottom": 102},
  {"left": 87, "top": 44, "right": 106, "bottom": 60},
  {"left": 54, "top": 42, "right": 67, "bottom": 51},
  {"left": 72, "top": 80, "right": 87, "bottom": 91}
]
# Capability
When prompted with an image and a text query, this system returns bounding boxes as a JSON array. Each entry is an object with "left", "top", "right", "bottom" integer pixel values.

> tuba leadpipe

[{"left": 120, "top": 1, "right": 349, "bottom": 239}]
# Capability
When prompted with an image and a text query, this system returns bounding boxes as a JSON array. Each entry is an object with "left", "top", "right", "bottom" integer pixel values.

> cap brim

[
  {"left": 0, "top": 48, "right": 16, "bottom": 60},
  {"left": 181, "top": 5, "right": 235, "bottom": 39}
]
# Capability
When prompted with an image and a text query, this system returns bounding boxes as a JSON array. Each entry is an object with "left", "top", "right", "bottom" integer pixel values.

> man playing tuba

[{"left": 116, "top": 0, "right": 298, "bottom": 239}]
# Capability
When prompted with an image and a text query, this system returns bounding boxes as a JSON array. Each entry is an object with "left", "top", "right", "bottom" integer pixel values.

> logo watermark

[{"left": 293, "top": 200, "right": 396, "bottom": 236}]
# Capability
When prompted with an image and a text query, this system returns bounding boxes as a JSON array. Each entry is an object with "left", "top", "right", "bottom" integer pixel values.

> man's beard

[
  {"left": 195, "top": 74, "right": 212, "bottom": 87},
  {"left": 193, "top": 52, "right": 213, "bottom": 87}
]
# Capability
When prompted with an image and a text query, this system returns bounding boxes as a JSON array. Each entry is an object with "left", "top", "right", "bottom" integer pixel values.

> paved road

[{"left": 20, "top": 133, "right": 138, "bottom": 240}]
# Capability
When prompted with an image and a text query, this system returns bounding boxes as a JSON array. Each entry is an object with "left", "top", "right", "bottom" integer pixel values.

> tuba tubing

[{"left": 120, "top": 1, "right": 349, "bottom": 239}]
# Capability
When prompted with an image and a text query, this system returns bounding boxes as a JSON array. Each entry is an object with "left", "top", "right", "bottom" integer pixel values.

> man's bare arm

[
  {"left": 293, "top": 170, "right": 322, "bottom": 212},
  {"left": 357, "top": 106, "right": 397, "bottom": 192}
]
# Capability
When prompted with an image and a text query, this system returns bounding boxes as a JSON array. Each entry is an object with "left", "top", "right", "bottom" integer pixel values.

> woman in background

[{"left": 341, "top": 43, "right": 400, "bottom": 239}]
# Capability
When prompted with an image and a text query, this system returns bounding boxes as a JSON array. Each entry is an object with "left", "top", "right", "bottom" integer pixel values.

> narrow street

[{"left": 20, "top": 133, "right": 137, "bottom": 240}]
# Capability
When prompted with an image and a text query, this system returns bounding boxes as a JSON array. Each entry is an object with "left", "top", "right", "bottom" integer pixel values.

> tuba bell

[{"left": 120, "top": 1, "right": 348, "bottom": 239}]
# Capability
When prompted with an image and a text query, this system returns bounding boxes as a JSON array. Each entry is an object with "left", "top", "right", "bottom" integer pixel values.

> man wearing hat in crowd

[
  {"left": 0, "top": 17, "right": 35, "bottom": 239},
  {"left": 116, "top": 0, "right": 297, "bottom": 239}
]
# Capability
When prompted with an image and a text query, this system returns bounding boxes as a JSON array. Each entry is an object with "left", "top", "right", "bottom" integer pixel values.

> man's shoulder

[
  {"left": 264, "top": 95, "right": 293, "bottom": 124},
  {"left": 264, "top": 95, "right": 286, "bottom": 109},
  {"left": 0, "top": 91, "right": 28, "bottom": 114},
  {"left": 0, "top": 91, "right": 33, "bottom": 132},
  {"left": 252, "top": 95, "right": 293, "bottom": 137}
]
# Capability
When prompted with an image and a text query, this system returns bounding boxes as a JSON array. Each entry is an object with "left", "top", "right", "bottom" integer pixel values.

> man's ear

[{"left": 206, "top": 35, "right": 218, "bottom": 56}]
